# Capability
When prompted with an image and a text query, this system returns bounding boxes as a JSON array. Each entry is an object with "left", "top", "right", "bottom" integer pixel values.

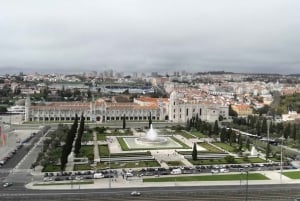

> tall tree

[
  {"left": 261, "top": 118, "right": 267, "bottom": 134},
  {"left": 292, "top": 124, "right": 297, "bottom": 141},
  {"left": 122, "top": 114, "right": 126, "bottom": 129},
  {"left": 66, "top": 114, "right": 78, "bottom": 155},
  {"left": 149, "top": 112, "right": 152, "bottom": 128},
  {"left": 256, "top": 119, "right": 261, "bottom": 136},
  {"left": 186, "top": 118, "right": 190, "bottom": 130},
  {"left": 246, "top": 138, "right": 250, "bottom": 150},
  {"left": 213, "top": 120, "right": 219, "bottom": 134},
  {"left": 207, "top": 123, "right": 212, "bottom": 137},
  {"left": 192, "top": 143, "right": 197, "bottom": 161},
  {"left": 227, "top": 128, "right": 232, "bottom": 142},
  {"left": 237, "top": 133, "right": 242, "bottom": 145},
  {"left": 220, "top": 127, "right": 227, "bottom": 143},
  {"left": 265, "top": 143, "right": 271, "bottom": 161},
  {"left": 60, "top": 145, "right": 68, "bottom": 171},
  {"left": 74, "top": 113, "right": 85, "bottom": 156},
  {"left": 60, "top": 114, "right": 79, "bottom": 171},
  {"left": 229, "top": 131, "right": 236, "bottom": 146},
  {"left": 284, "top": 123, "right": 291, "bottom": 139}
]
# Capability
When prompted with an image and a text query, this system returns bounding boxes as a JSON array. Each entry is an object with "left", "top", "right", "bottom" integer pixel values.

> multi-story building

[
  {"left": 25, "top": 89, "right": 229, "bottom": 123},
  {"left": 168, "top": 89, "right": 229, "bottom": 123},
  {"left": 25, "top": 97, "right": 164, "bottom": 123}
]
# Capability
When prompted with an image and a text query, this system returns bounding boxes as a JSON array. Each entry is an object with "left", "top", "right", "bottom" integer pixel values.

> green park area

[
  {"left": 189, "top": 156, "right": 264, "bottom": 165},
  {"left": 212, "top": 142, "right": 237, "bottom": 152},
  {"left": 190, "top": 131, "right": 206, "bottom": 138},
  {"left": 282, "top": 171, "right": 300, "bottom": 179},
  {"left": 198, "top": 142, "right": 224, "bottom": 153},
  {"left": 143, "top": 173, "right": 269, "bottom": 182}
]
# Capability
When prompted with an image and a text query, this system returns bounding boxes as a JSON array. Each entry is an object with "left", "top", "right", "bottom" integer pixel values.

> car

[
  {"left": 3, "top": 182, "right": 12, "bottom": 188},
  {"left": 130, "top": 191, "right": 141, "bottom": 196},
  {"left": 220, "top": 168, "right": 229, "bottom": 173},
  {"left": 211, "top": 169, "right": 219, "bottom": 173}
]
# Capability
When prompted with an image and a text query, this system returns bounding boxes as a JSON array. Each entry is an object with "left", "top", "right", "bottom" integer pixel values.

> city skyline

[{"left": 0, "top": 0, "right": 300, "bottom": 74}]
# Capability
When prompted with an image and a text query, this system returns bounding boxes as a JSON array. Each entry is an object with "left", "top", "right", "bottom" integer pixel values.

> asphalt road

[{"left": 1, "top": 183, "right": 300, "bottom": 201}]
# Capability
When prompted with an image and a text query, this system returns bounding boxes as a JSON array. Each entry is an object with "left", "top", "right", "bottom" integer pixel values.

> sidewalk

[{"left": 25, "top": 170, "right": 300, "bottom": 190}]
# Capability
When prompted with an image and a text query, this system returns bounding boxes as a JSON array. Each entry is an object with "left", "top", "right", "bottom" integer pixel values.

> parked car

[
  {"left": 211, "top": 169, "right": 219, "bottom": 173},
  {"left": 220, "top": 168, "right": 229, "bottom": 173}
]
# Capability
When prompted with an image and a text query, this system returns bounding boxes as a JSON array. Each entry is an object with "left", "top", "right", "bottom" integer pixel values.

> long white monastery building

[{"left": 25, "top": 89, "right": 229, "bottom": 123}]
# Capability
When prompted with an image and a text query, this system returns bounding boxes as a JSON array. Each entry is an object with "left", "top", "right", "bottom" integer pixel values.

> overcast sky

[{"left": 0, "top": 0, "right": 300, "bottom": 74}]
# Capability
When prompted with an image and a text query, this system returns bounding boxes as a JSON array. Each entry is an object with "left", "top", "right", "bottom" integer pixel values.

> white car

[
  {"left": 220, "top": 168, "right": 229, "bottom": 173},
  {"left": 211, "top": 169, "right": 219, "bottom": 173},
  {"left": 3, "top": 182, "right": 12, "bottom": 188},
  {"left": 130, "top": 191, "right": 141, "bottom": 196}
]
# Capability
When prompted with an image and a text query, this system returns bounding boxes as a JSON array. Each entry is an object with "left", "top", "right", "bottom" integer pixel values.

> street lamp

[
  {"left": 245, "top": 170, "right": 249, "bottom": 201},
  {"left": 108, "top": 151, "right": 111, "bottom": 188},
  {"left": 266, "top": 119, "right": 271, "bottom": 163},
  {"left": 279, "top": 136, "right": 285, "bottom": 184}
]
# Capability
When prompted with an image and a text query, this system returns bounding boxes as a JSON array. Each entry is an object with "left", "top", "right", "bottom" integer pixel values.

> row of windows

[
  {"left": 173, "top": 108, "right": 203, "bottom": 116},
  {"left": 31, "top": 117, "right": 91, "bottom": 121},
  {"left": 106, "top": 116, "right": 158, "bottom": 121},
  {"left": 31, "top": 111, "right": 87, "bottom": 115}
]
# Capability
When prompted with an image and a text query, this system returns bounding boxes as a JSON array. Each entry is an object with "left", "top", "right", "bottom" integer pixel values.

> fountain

[
  {"left": 250, "top": 145, "right": 258, "bottom": 156},
  {"left": 135, "top": 124, "right": 168, "bottom": 145},
  {"left": 121, "top": 124, "right": 183, "bottom": 149}
]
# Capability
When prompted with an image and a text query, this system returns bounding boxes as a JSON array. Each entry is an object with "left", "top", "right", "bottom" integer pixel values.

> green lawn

[
  {"left": 74, "top": 164, "right": 92, "bottom": 171},
  {"left": 99, "top": 145, "right": 110, "bottom": 157},
  {"left": 42, "top": 164, "right": 61, "bottom": 172},
  {"left": 166, "top": 161, "right": 184, "bottom": 166},
  {"left": 235, "top": 157, "right": 265, "bottom": 163},
  {"left": 189, "top": 157, "right": 265, "bottom": 165},
  {"left": 213, "top": 142, "right": 237, "bottom": 152},
  {"left": 97, "top": 134, "right": 107, "bottom": 141},
  {"left": 77, "top": 145, "right": 94, "bottom": 161},
  {"left": 117, "top": 137, "right": 130, "bottom": 151},
  {"left": 82, "top": 131, "right": 94, "bottom": 141},
  {"left": 181, "top": 132, "right": 196, "bottom": 139},
  {"left": 143, "top": 173, "right": 269, "bottom": 182},
  {"left": 197, "top": 143, "right": 224, "bottom": 153},
  {"left": 282, "top": 171, "right": 300, "bottom": 179},
  {"left": 191, "top": 131, "right": 206, "bottom": 138},
  {"left": 171, "top": 137, "right": 190, "bottom": 149}
]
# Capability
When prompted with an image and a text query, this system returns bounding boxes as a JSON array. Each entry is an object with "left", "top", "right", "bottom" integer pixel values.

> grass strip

[
  {"left": 282, "top": 171, "right": 300, "bottom": 179},
  {"left": 143, "top": 173, "right": 269, "bottom": 182}
]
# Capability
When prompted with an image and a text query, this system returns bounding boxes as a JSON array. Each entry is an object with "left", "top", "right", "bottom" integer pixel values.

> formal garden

[{"left": 32, "top": 113, "right": 299, "bottom": 173}]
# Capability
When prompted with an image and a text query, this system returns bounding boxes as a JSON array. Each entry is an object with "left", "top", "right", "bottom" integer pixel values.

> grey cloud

[{"left": 0, "top": 0, "right": 300, "bottom": 74}]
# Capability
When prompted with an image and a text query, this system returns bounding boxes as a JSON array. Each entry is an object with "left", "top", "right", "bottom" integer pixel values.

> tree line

[
  {"left": 230, "top": 115, "right": 298, "bottom": 140},
  {"left": 60, "top": 113, "right": 85, "bottom": 171}
]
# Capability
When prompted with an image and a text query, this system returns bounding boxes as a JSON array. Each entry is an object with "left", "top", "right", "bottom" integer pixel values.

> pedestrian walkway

[
  {"left": 93, "top": 131, "right": 100, "bottom": 163},
  {"left": 150, "top": 149, "right": 193, "bottom": 168}
]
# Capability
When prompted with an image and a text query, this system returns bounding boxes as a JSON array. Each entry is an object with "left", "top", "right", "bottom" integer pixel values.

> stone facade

[
  {"left": 168, "top": 90, "right": 229, "bottom": 123},
  {"left": 25, "top": 91, "right": 228, "bottom": 123}
]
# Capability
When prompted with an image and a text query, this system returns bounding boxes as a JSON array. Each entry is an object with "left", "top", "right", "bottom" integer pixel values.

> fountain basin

[
  {"left": 135, "top": 137, "right": 168, "bottom": 145},
  {"left": 122, "top": 137, "right": 183, "bottom": 149}
]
